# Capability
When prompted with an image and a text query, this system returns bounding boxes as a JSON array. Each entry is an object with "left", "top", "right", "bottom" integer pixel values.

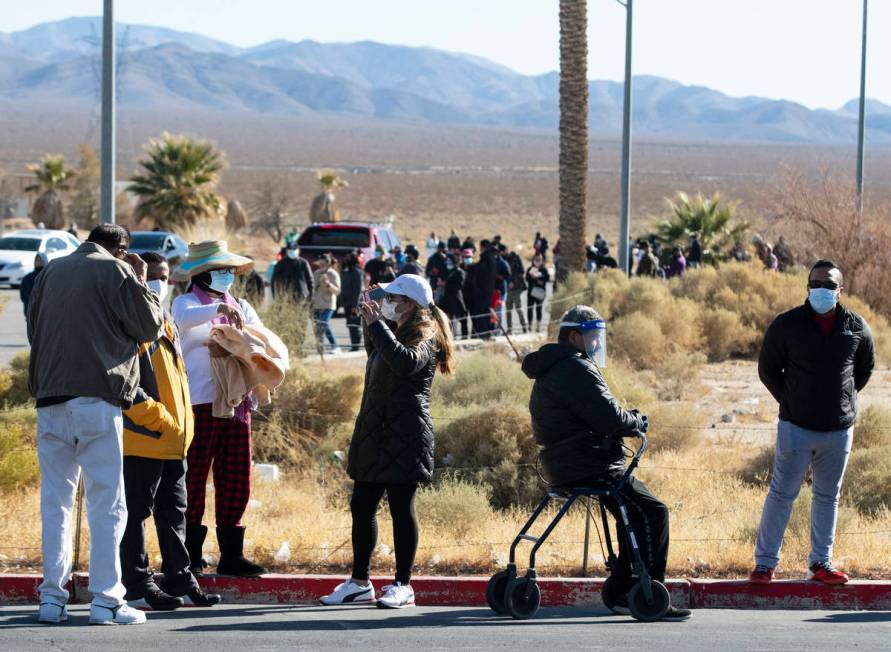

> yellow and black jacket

[{"left": 123, "top": 316, "right": 194, "bottom": 460}]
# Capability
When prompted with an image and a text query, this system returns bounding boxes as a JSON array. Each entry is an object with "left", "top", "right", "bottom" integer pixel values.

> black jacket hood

[{"left": 522, "top": 343, "right": 583, "bottom": 380}]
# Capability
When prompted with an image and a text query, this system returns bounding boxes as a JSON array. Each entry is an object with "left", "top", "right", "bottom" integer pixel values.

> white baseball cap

[{"left": 379, "top": 274, "right": 434, "bottom": 308}]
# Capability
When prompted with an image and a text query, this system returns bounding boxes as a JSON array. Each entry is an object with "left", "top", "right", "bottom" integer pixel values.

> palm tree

[
  {"left": 656, "top": 192, "right": 749, "bottom": 265},
  {"left": 128, "top": 133, "right": 225, "bottom": 230},
  {"left": 26, "top": 154, "right": 75, "bottom": 229},
  {"left": 557, "top": 0, "right": 588, "bottom": 281},
  {"left": 309, "top": 169, "right": 348, "bottom": 223}
]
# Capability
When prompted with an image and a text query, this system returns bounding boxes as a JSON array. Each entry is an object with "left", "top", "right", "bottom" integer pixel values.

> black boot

[
  {"left": 216, "top": 526, "right": 267, "bottom": 577},
  {"left": 185, "top": 524, "right": 208, "bottom": 576}
]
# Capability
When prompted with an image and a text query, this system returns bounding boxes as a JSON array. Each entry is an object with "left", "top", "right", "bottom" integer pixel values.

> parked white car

[{"left": 0, "top": 229, "right": 80, "bottom": 287}]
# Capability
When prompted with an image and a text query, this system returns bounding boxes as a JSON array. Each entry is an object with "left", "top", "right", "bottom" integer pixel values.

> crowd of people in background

[{"left": 261, "top": 226, "right": 804, "bottom": 355}]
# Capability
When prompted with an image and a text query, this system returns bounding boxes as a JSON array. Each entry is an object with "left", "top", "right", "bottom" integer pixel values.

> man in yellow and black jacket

[{"left": 119, "top": 252, "right": 221, "bottom": 611}]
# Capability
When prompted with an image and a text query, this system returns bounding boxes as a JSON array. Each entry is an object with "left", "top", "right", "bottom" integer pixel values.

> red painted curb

[
  {"left": 688, "top": 579, "right": 891, "bottom": 610},
  {"left": 1, "top": 574, "right": 888, "bottom": 610}
]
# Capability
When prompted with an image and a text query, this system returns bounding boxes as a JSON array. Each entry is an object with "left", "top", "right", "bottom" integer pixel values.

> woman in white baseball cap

[{"left": 319, "top": 274, "right": 455, "bottom": 610}]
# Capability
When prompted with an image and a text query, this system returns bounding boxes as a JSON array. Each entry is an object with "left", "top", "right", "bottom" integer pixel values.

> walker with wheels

[{"left": 486, "top": 432, "right": 671, "bottom": 622}]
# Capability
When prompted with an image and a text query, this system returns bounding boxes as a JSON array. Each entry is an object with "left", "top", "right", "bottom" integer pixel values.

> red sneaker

[
  {"left": 749, "top": 565, "right": 775, "bottom": 584},
  {"left": 807, "top": 561, "right": 849, "bottom": 585}
]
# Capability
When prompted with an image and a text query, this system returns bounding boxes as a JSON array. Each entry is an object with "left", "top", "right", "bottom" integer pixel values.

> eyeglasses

[{"left": 808, "top": 280, "right": 840, "bottom": 290}]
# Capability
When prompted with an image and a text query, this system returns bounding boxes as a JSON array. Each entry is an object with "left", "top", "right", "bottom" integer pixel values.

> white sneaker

[
  {"left": 319, "top": 580, "right": 375, "bottom": 605},
  {"left": 89, "top": 602, "right": 147, "bottom": 625},
  {"left": 377, "top": 582, "right": 415, "bottom": 609},
  {"left": 330, "top": 347, "right": 343, "bottom": 355},
  {"left": 38, "top": 602, "right": 68, "bottom": 624}
]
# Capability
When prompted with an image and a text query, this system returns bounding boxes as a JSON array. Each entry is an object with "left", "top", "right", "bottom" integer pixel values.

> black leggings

[{"left": 350, "top": 481, "right": 419, "bottom": 585}]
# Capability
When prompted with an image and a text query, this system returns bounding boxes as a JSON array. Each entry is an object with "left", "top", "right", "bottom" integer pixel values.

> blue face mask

[
  {"left": 808, "top": 288, "right": 838, "bottom": 314},
  {"left": 209, "top": 269, "right": 235, "bottom": 294}
]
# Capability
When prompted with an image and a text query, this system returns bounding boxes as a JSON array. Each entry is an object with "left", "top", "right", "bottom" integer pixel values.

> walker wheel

[
  {"left": 627, "top": 580, "right": 670, "bottom": 622},
  {"left": 601, "top": 575, "right": 623, "bottom": 614},
  {"left": 486, "top": 570, "right": 513, "bottom": 614},
  {"left": 505, "top": 577, "right": 541, "bottom": 620}
]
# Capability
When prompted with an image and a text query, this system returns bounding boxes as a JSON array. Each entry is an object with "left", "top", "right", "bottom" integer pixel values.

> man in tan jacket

[{"left": 28, "top": 224, "right": 163, "bottom": 626}]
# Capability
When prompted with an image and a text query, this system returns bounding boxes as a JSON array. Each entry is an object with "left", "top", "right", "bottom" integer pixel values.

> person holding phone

[{"left": 319, "top": 274, "right": 455, "bottom": 609}]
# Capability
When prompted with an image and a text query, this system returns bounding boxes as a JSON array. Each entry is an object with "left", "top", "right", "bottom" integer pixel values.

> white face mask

[
  {"left": 381, "top": 298, "right": 404, "bottom": 322},
  {"left": 147, "top": 279, "right": 169, "bottom": 302},
  {"left": 286, "top": 249, "right": 299, "bottom": 259}
]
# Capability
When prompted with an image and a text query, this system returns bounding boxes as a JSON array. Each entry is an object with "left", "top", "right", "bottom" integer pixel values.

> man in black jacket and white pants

[
  {"left": 522, "top": 305, "right": 690, "bottom": 621},
  {"left": 751, "top": 260, "right": 875, "bottom": 585}
]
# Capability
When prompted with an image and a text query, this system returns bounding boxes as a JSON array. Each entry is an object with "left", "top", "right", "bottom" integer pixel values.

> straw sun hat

[{"left": 173, "top": 240, "right": 253, "bottom": 281}]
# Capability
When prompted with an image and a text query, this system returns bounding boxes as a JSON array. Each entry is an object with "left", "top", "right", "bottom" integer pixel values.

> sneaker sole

[
  {"left": 661, "top": 614, "right": 692, "bottom": 622},
  {"left": 319, "top": 597, "right": 376, "bottom": 606},
  {"left": 376, "top": 600, "right": 416, "bottom": 609},
  {"left": 808, "top": 578, "right": 849, "bottom": 585}
]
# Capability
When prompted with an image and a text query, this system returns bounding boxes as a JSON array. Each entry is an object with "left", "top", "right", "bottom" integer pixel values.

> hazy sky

[{"left": 3, "top": 0, "right": 888, "bottom": 109}]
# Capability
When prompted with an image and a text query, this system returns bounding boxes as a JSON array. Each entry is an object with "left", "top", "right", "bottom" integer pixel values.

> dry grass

[{"left": 4, "top": 439, "right": 891, "bottom": 579}]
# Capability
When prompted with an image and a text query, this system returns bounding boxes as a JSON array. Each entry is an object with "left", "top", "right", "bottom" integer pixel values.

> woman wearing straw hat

[{"left": 171, "top": 240, "right": 267, "bottom": 577}]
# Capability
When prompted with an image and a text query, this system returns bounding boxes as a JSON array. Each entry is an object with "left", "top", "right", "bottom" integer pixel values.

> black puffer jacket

[
  {"left": 522, "top": 343, "right": 644, "bottom": 487},
  {"left": 347, "top": 320, "right": 438, "bottom": 484},
  {"left": 759, "top": 301, "right": 874, "bottom": 431}
]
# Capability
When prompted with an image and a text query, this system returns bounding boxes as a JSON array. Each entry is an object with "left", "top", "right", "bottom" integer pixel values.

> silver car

[
  {"left": 127, "top": 231, "right": 189, "bottom": 263},
  {"left": 0, "top": 229, "right": 80, "bottom": 287}
]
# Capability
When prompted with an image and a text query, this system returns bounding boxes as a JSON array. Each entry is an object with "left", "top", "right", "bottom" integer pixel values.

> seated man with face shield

[{"left": 522, "top": 305, "right": 689, "bottom": 620}]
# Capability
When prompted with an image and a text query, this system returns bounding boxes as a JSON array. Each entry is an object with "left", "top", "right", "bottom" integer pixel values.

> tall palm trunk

[{"left": 558, "top": 0, "right": 589, "bottom": 281}]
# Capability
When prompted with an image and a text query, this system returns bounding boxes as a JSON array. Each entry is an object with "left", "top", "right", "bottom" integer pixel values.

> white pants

[{"left": 37, "top": 397, "right": 127, "bottom": 607}]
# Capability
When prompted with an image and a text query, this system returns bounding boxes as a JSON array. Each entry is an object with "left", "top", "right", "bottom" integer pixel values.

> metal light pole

[
  {"left": 101, "top": 0, "right": 115, "bottom": 224},
  {"left": 855, "top": 0, "right": 868, "bottom": 213},
  {"left": 617, "top": 0, "right": 633, "bottom": 274}
]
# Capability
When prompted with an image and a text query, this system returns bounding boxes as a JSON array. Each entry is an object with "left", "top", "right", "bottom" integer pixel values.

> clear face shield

[{"left": 561, "top": 319, "right": 607, "bottom": 367}]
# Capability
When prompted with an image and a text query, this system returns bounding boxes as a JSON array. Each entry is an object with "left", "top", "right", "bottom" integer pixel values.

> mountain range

[{"left": 2, "top": 16, "right": 891, "bottom": 144}]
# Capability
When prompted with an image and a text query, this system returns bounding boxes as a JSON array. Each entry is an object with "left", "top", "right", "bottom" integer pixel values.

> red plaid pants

[{"left": 185, "top": 403, "right": 253, "bottom": 527}]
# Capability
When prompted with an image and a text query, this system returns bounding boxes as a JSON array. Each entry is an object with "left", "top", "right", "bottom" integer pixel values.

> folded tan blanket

[{"left": 208, "top": 324, "right": 289, "bottom": 418}]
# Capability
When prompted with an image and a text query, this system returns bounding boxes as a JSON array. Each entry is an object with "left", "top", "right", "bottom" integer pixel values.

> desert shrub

[
  {"left": 417, "top": 478, "right": 493, "bottom": 538},
  {"left": 653, "top": 350, "right": 706, "bottom": 401},
  {"left": 609, "top": 312, "right": 668, "bottom": 369},
  {"left": 0, "top": 409, "right": 39, "bottom": 490},
  {"left": 854, "top": 406, "right": 891, "bottom": 450},
  {"left": 258, "top": 295, "right": 310, "bottom": 360},
  {"left": 253, "top": 363, "right": 362, "bottom": 468},
  {"left": 645, "top": 402, "right": 707, "bottom": 454},
  {"left": 0, "top": 352, "right": 33, "bottom": 406},
  {"left": 777, "top": 168, "right": 891, "bottom": 318},
  {"left": 600, "top": 361, "right": 657, "bottom": 409},
  {"left": 435, "top": 404, "right": 540, "bottom": 508},
  {"left": 738, "top": 446, "right": 776, "bottom": 486},
  {"left": 435, "top": 351, "right": 529, "bottom": 408},
  {"left": 700, "top": 308, "right": 758, "bottom": 361},
  {"left": 843, "top": 446, "right": 891, "bottom": 515}
]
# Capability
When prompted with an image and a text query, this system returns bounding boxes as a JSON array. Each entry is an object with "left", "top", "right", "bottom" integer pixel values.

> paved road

[
  {"left": 0, "top": 605, "right": 888, "bottom": 651},
  {"left": 0, "top": 288, "right": 28, "bottom": 366}
]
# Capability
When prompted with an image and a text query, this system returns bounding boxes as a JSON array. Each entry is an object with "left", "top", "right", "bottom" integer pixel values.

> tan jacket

[
  {"left": 28, "top": 242, "right": 164, "bottom": 408},
  {"left": 312, "top": 268, "right": 341, "bottom": 311},
  {"left": 208, "top": 324, "right": 289, "bottom": 418}
]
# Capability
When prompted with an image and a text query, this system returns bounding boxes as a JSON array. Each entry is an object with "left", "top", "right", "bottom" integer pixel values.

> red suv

[{"left": 296, "top": 222, "right": 401, "bottom": 268}]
